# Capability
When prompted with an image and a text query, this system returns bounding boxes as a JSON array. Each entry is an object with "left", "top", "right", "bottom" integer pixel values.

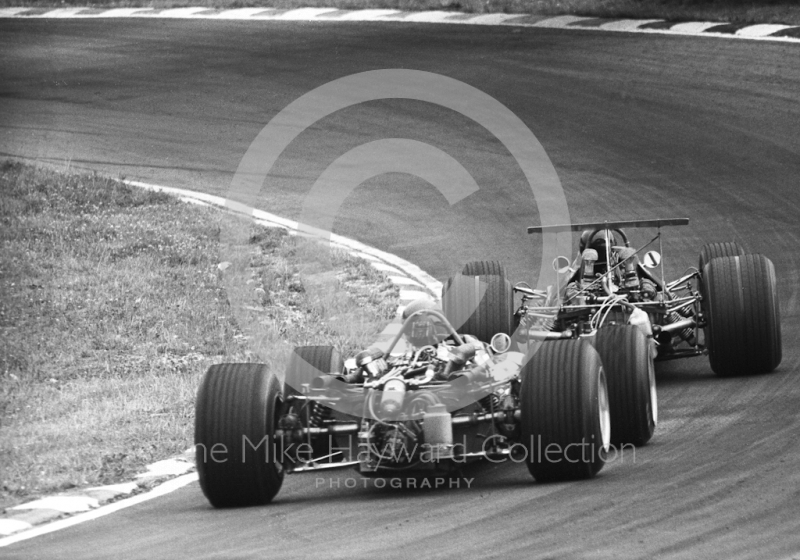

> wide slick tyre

[
  {"left": 520, "top": 339, "right": 610, "bottom": 482},
  {"left": 461, "top": 260, "right": 507, "bottom": 279},
  {"left": 703, "top": 254, "right": 782, "bottom": 376},
  {"left": 283, "top": 346, "right": 344, "bottom": 456},
  {"left": 698, "top": 241, "right": 744, "bottom": 273},
  {"left": 594, "top": 326, "right": 656, "bottom": 447},
  {"left": 195, "top": 363, "right": 284, "bottom": 508},
  {"left": 284, "top": 345, "right": 343, "bottom": 399},
  {"left": 442, "top": 273, "right": 514, "bottom": 342}
]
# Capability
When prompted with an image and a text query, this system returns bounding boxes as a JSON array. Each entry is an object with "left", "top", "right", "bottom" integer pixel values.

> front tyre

[
  {"left": 284, "top": 345, "right": 343, "bottom": 399},
  {"left": 703, "top": 254, "right": 782, "bottom": 376},
  {"left": 520, "top": 339, "right": 610, "bottom": 482},
  {"left": 460, "top": 260, "right": 507, "bottom": 279},
  {"left": 442, "top": 273, "right": 514, "bottom": 342},
  {"left": 283, "top": 346, "right": 344, "bottom": 456},
  {"left": 594, "top": 326, "right": 656, "bottom": 446},
  {"left": 195, "top": 363, "right": 284, "bottom": 508}
]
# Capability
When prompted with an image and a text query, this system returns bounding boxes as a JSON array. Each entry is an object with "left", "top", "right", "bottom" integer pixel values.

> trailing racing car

[
  {"left": 442, "top": 218, "right": 782, "bottom": 448},
  {"left": 195, "top": 296, "right": 612, "bottom": 507}
]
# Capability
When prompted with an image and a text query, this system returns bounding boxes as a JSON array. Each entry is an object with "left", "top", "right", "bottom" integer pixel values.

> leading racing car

[{"left": 441, "top": 218, "right": 782, "bottom": 449}]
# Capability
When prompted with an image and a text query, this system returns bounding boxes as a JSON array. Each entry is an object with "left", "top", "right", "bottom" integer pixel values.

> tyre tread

[
  {"left": 698, "top": 241, "right": 744, "bottom": 273},
  {"left": 195, "top": 363, "right": 284, "bottom": 508},
  {"left": 704, "top": 254, "right": 781, "bottom": 376},
  {"left": 594, "top": 326, "right": 655, "bottom": 446},
  {"left": 284, "top": 346, "right": 343, "bottom": 397},
  {"left": 461, "top": 260, "right": 507, "bottom": 279},
  {"left": 520, "top": 339, "right": 606, "bottom": 482},
  {"left": 442, "top": 274, "right": 514, "bottom": 342}
]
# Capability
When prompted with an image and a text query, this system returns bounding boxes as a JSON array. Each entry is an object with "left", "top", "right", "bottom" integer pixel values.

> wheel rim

[
  {"left": 648, "top": 358, "right": 658, "bottom": 426},
  {"left": 597, "top": 368, "right": 611, "bottom": 453},
  {"left": 271, "top": 393, "right": 285, "bottom": 475}
]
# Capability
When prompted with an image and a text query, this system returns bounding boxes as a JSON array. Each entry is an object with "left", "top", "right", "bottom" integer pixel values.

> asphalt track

[{"left": 1, "top": 17, "right": 799, "bottom": 559}]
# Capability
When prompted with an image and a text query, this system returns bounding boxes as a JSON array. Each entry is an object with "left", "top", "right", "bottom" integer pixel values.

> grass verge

[
  {"left": 0, "top": 160, "right": 398, "bottom": 509},
  {"left": 2, "top": 0, "right": 800, "bottom": 26}
]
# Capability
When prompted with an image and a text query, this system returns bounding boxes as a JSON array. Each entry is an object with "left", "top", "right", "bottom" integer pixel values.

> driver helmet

[
  {"left": 402, "top": 298, "right": 443, "bottom": 348},
  {"left": 611, "top": 246, "right": 639, "bottom": 287},
  {"left": 579, "top": 229, "right": 617, "bottom": 270}
]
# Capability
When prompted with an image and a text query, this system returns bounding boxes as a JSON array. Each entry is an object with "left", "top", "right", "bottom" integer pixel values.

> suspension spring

[
  {"left": 479, "top": 393, "right": 500, "bottom": 413},
  {"left": 666, "top": 293, "right": 696, "bottom": 343},
  {"left": 668, "top": 311, "right": 695, "bottom": 344},
  {"left": 309, "top": 401, "right": 331, "bottom": 428},
  {"left": 520, "top": 309, "right": 555, "bottom": 332}
]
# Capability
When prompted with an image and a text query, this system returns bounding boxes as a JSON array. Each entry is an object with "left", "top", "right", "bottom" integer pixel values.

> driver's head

[
  {"left": 579, "top": 230, "right": 616, "bottom": 269},
  {"left": 612, "top": 246, "right": 640, "bottom": 288},
  {"left": 402, "top": 298, "right": 442, "bottom": 348}
]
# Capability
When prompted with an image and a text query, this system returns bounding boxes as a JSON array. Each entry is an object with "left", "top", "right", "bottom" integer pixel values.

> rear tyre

[
  {"left": 594, "top": 326, "right": 656, "bottom": 446},
  {"left": 442, "top": 273, "right": 514, "bottom": 342},
  {"left": 703, "top": 254, "right": 782, "bottom": 376},
  {"left": 698, "top": 241, "right": 744, "bottom": 273},
  {"left": 461, "top": 261, "right": 507, "bottom": 279},
  {"left": 195, "top": 363, "right": 284, "bottom": 508},
  {"left": 520, "top": 339, "right": 610, "bottom": 482}
]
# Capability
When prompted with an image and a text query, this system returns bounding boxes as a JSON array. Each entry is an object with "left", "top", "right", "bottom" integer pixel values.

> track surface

[{"left": 1, "top": 19, "right": 799, "bottom": 559}]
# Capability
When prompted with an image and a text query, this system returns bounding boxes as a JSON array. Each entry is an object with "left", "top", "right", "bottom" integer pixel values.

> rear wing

[{"left": 527, "top": 218, "right": 689, "bottom": 234}]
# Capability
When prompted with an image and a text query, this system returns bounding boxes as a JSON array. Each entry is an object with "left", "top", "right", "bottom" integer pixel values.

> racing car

[
  {"left": 195, "top": 295, "right": 611, "bottom": 507},
  {"left": 441, "top": 218, "right": 782, "bottom": 448}
]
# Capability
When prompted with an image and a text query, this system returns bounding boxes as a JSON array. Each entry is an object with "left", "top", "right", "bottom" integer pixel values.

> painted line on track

[
  {"left": 123, "top": 179, "right": 442, "bottom": 297},
  {"left": 0, "top": 6, "right": 798, "bottom": 43},
  {"left": 0, "top": 474, "right": 199, "bottom": 547}
]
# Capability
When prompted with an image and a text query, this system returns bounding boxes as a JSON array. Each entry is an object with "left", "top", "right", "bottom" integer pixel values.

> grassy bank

[
  {"left": 2, "top": 0, "right": 800, "bottom": 26},
  {"left": 0, "top": 161, "right": 398, "bottom": 509}
]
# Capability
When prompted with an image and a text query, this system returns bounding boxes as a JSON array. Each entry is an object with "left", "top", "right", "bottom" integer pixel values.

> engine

[{"left": 353, "top": 341, "right": 502, "bottom": 472}]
